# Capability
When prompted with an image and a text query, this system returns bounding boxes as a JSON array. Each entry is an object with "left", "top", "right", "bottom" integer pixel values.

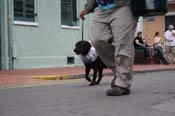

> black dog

[{"left": 74, "top": 40, "right": 107, "bottom": 86}]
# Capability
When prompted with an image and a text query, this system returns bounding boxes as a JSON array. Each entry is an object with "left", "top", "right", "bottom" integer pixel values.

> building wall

[
  {"left": 8, "top": 0, "right": 90, "bottom": 69},
  {"left": 168, "top": 3, "right": 175, "bottom": 12},
  {"left": 142, "top": 2, "right": 175, "bottom": 46},
  {"left": 0, "top": 1, "right": 149, "bottom": 69},
  {"left": 143, "top": 16, "right": 165, "bottom": 46}
]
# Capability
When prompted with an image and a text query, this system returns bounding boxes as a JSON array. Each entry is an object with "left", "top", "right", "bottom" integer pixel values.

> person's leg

[
  {"left": 90, "top": 7, "right": 116, "bottom": 70},
  {"left": 171, "top": 46, "right": 175, "bottom": 64},
  {"left": 109, "top": 6, "right": 137, "bottom": 89},
  {"left": 165, "top": 46, "right": 173, "bottom": 63},
  {"left": 156, "top": 46, "right": 169, "bottom": 64},
  {"left": 90, "top": 7, "right": 118, "bottom": 88},
  {"left": 139, "top": 45, "right": 151, "bottom": 64},
  {"left": 140, "top": 45, "right": 151, "bottom": 58}
]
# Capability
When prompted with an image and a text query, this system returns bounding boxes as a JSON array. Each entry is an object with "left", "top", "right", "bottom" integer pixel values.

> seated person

[
  {"left": 134, "top": 32, "right": 151, "bottom": 62},
  {"left": 153, "top": 32, "right": 169, "bottom": 65}
]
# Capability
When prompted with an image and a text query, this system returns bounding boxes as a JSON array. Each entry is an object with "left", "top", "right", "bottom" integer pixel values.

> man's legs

[
  {"left": 109, "top": 6, "right": 137, "bottom": 90},
  {"left": 90, "top": 7, "right": 115, "bottom": 69},
  {"left": 91, "top": 6, "right": 137, "bottom": 95}
]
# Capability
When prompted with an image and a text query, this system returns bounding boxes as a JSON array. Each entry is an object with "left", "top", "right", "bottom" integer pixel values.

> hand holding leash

[{"left": 80, "top": 9, "right": 89, "bottom": 20}]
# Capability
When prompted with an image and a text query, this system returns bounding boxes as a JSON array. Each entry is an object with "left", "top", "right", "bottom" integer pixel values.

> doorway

[{"left": 165, "top": 15, "right": 175, "bottom": 31}]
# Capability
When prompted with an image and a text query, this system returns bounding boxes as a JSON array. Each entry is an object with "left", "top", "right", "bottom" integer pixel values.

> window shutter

[
  {"left": 72, "top": 0, "right": 77, "bottom": 26},
  {"left": 14, "top": 0, "right": 23, "bottom": 18},
  {"left": 25, "top": 0, "right": 35, "bottom": 20},
  {"left": 61, "top": 0, "right": 77, "bottom": 26}
]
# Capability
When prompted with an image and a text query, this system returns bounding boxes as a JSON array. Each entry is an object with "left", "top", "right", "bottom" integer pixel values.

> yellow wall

[
  {"left": 143, "top": 16, "right": 165, "bottom": 46},
  {"left": 169, "top": 4, "right": 175, "bottom": 12}
]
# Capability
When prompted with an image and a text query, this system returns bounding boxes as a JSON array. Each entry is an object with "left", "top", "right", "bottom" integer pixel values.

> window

[
  {"left": 61, "top": 0, "right": 78, "bottom": 26},
  {"left": 14, "top": 0, "right": 36, "bottom": 22},
  {"left": 67, "top": 56, "right": 74, "bottom": 64}
]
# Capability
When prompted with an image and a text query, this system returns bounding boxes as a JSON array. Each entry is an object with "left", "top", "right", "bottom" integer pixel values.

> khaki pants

[
  {"left": 90, "top": 6, "right": 137, "bottom": 88},
  {"left": 165, "top": 46, "right": 175, "bottom": 64}
]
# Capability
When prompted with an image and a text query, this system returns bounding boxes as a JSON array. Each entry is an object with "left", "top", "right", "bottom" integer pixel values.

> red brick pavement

[{"left": 0, "top": 64, "right": 175, "bottom": 87}]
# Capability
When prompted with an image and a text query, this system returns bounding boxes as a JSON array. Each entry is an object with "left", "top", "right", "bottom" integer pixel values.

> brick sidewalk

[{"left": 0, "top": 64, "right": 175, "bottom": 87}]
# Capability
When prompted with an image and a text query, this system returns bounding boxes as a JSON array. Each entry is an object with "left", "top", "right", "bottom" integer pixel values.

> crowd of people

[{"left": 134, "top": 25, "right": 175, "bottom": 65}]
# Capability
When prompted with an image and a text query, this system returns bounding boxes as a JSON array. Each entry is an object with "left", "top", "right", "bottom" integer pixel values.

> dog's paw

[
  {"left": 95, "top": 82, "right": 100, "bottom": 85},
  {"left": 85, "top": 77, "right": 91, "bottom": 82},
  {"left": 89, "top": 82, "right": 96, "bottom": 86}
]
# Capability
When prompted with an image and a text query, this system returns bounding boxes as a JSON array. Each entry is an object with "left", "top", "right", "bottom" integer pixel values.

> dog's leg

[
  {"left": 89, "top": 68, "right": 97, "bottom": 86},
  {"left": 95, "top": 68, "right": 103, "bottom": 85},
  {"left": 85, "top": 67, "right": 91, "bottom": 82}
]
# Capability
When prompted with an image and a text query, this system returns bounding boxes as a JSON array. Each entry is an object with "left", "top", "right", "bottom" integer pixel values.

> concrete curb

[
  {"left": 133, "top": 68, "right": 175, "bottom": 74},
  {"left": 69, "top": 68, "right": 175, "bottom": 79},
  {"left": 32, "top": 68, "right": 175, "bottom": 81}
]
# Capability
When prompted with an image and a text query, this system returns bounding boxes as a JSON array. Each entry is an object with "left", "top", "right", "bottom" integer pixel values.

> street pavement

[
  {"left": 0, "top": 70, "right": 175, "bottom": 116},
  {"left": 1, "top": 64, "right": 175, "bottom": 89}
]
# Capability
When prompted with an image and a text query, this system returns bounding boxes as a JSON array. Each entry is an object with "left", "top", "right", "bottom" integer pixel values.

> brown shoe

[{"left": 106, "top": 85, "right": 130, "bottom": 96}]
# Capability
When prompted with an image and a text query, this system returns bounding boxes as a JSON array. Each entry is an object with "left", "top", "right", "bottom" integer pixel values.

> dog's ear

[
  {"left": 74, "top": 41, "right": 83, "bottom": 55},
  {"left": 75, "top": 41, "right": 81, "bottom": 47},
  {"left": 83, "top": 41, "right": 92, "bottom": 47},
  {"left": 81, "top": 41, "right": 92, "bottom": 56}
]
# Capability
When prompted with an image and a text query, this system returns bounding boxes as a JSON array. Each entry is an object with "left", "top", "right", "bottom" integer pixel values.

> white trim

[
  {"left": 61, "top": 25, "right": 80, "bottom": 30},
  {"left": 14, "top": 21, "right": 39, "bottom": 26},
  {"left": 166, "top": 12, "right": 175, "bottom": 16}
]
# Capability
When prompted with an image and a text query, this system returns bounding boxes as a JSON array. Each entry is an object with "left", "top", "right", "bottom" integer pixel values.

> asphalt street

[{"left": 0, "top": 71, "right": 175, "bottom": 116}]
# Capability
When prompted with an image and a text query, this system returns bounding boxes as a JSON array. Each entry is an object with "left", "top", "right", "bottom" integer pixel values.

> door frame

[{"left": 165, "top": 12, "right": 175, "bottom": 31}]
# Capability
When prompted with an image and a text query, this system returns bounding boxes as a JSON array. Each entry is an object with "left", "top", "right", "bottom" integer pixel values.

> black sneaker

[{"left": 106, "top": 85, "right": 130, "bottom": 96}]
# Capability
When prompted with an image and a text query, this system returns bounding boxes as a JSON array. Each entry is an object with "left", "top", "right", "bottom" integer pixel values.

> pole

[{"left": 82, "top": 20, "right": 84, "bottom": 41}]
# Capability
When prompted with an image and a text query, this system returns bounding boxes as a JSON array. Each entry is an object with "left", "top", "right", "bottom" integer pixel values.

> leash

[{"left": 82, "top": 20, "right": 84, "bottom": 41}]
